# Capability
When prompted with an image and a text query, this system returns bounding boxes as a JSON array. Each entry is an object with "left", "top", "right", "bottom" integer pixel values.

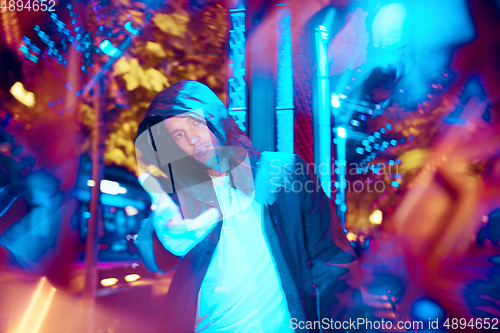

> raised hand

[{"left": 139, "top": 172, "right": 220, "bottom": 256}]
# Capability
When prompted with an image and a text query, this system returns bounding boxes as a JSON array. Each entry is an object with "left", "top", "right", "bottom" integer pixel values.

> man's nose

[{"left": 186, "top": 130, "right": 200, "bottom": 146}]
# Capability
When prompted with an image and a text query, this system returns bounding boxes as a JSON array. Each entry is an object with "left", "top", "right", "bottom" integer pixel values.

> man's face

[{"left": 164, "top": 114, "right": 222, "bottom": 169}]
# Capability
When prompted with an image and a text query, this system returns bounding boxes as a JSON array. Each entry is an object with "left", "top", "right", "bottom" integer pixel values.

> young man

[{"left": 134, "top": 80, "right": 365, "bottom": 332}]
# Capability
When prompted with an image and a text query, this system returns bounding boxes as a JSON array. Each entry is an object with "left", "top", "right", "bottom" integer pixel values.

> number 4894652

[
  {"left": 443, "top": 317, "right": 498, "bottom": 330},
  {"left": 1, "top": 0, "right": 56, "bottom": 11}
]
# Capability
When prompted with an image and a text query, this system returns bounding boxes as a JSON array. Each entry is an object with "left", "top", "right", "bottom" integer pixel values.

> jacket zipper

[{"left": 315, "top": 286, "right": 323, "bottom": 333}]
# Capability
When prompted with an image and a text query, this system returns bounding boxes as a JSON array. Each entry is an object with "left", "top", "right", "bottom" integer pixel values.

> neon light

[
  {"left": 346, "top": 232, "right": 358, "bottom": 241},
  {"left": 100, "top": 180, "right": 127, "bottom": 195},
  {"left": 125, "top": 206, "right": 138, "bottom": 216},
  {"left": 19, "top": 45, "right": 39, "bottom": 63},
  {"left": 228, "top": 6, "right": 247, "bottom": 133},
  {"left": 124, "top": 22, "right": 140, "bottom": 35},
  {"left": 331, "top": 94, "right": 340, "bottom": 108},
  {"left": 33, "top": 287, "right": 56, "bottom": 333},
  {"left": 276, "top": 8, "right": 294, "bottom": 153},
  {"left": 101, "top": 278, "right": 118, "bottom": 287},
  {"left": 99, "top": 40, "right": 123, "bottom": 57},
  {"left": 336, "top": 127, "right": 346, "bottom": 138},
  {"left": 15, "top": 278, "right": 56, "bottom": 333},
  {"left": 314, "top": 20, "right": 332, "bottom": 200},
  {"left": 10, "top": 82, "right": 35, "bottom": 107},
  {"left": 15, "top": 279, "right": 46, "bottom": 333},
  {"left": 124, "top": 274, "right": 140, "bottom": 282},
  {"left": 369, "top": 210, "right": 383, "bottom": 225}
]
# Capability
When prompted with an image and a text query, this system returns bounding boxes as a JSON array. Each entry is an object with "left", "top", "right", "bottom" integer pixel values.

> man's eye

[
  {"left": 174, "top": 132, "right": 184, "bottom": 140},
  {"left": 193, "top": 118, "right": 206, "bottom": 126}
]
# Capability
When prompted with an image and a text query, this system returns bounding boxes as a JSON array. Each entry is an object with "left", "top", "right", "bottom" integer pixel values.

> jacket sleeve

[
  {"left": 296, "top": 155, "right": 366, "bottom": 332},
  {"left": 135, "top": 218, "right": 181, "bottom": 274},
  {"left": 134, "top": 195, "right": 182, "bottom": 274}
]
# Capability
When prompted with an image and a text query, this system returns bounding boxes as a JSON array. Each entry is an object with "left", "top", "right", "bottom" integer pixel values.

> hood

[
  {"left": 135, "top": 80, "right": 258, "bottom": 216},
  {"left": 136, "top": 80, "right": 253, "bottom": 151}
]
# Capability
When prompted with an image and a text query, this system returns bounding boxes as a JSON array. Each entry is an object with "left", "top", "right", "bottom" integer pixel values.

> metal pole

[
  {"left": 313, "top": 23, "right": 332, "bottom": 198},
  {"left": 82, "top": 77, "right": 104, "bottom": 333},
  {"left": 77, "top": 15, "right": 150, "bottom": 332}
]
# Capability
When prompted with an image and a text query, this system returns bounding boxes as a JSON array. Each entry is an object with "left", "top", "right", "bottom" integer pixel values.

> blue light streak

[
  {"left": 124, "top": 22, "right": 140, "bottom": 35},
  {"left": 99, "top": 40, "right": 123, "bottom": 58},
  {"left": 331, "top": 94, "right": 341, "bottom": 108},
  {"left": 336, "top": 127, "right": 347, "bottom": 138}
]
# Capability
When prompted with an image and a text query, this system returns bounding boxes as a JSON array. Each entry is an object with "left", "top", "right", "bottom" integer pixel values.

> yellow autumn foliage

[
  {"left": 145, "top": 42, "right": 167, "bottom": 57},
  {"left": 144, "top": 68, "right": 170, "bottom": 92},
  {"left": 113, "top": 58, "right": 169, "bottom": 92},
  {"left": 397, "top": 148, "right": 429, "bottom": 173},
  {"left": 97, "top": 0, "right": 227, "bottom": 174},
  {"left": 152, "top": 12, "right": 189, "bottom": 37},
  {"left": 106, "top": 147, "right": 127, "bottom": 165}
]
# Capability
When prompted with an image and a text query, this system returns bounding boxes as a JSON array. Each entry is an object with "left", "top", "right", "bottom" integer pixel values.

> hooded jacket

[{"left": 134, "top": 80, "right": 365, "bottom": 332}]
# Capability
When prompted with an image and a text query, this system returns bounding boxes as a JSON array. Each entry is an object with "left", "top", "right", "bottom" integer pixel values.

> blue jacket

[{"left": 134, "top": 80, "right": 365, "bottom": 332}]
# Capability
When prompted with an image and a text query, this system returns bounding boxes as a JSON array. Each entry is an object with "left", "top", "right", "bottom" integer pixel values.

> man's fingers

[
  {"left": 186, "top": 208, "right": 220, "bottom": 231},
  {"left": 153, "top": 195, "right": 180, "bottom": 226},
  {"left": 156, "top": 193, "right": 178, "bottom": 211},
  {"left": 160, "top": 207, "right": 219, "bottom": 237},
  {"left": 166, "top": 214, "right": 185, "bottom": 229}
]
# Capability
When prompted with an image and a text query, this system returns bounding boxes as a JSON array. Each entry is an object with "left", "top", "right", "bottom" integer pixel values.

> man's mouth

[{"left": 196, "top": 144, "right": 213, "bottom": 157}]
